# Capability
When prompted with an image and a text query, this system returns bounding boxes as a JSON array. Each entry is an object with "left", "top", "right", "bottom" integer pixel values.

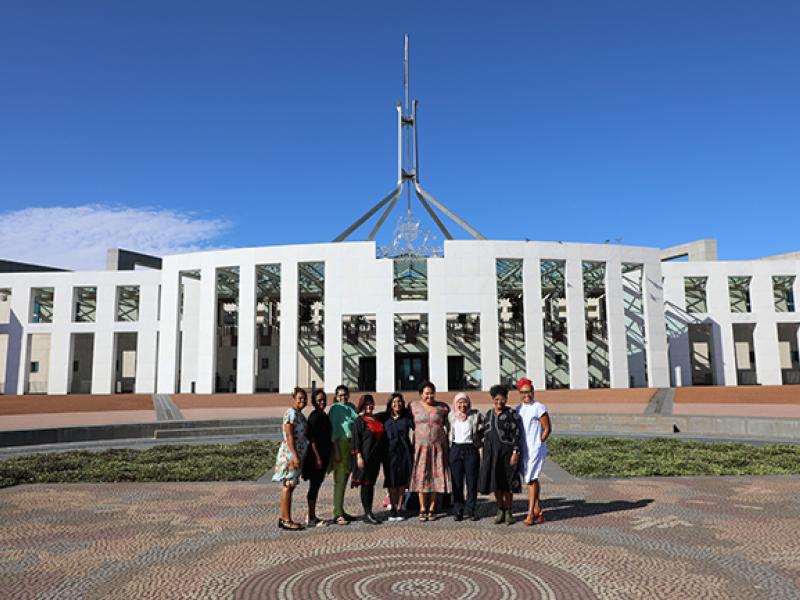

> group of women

[{"left": 272, "top": 378, "right": 552, "bottom": 531}]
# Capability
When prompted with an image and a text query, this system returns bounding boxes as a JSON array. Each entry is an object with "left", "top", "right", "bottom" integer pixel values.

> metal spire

[{"left": 334, "top": 34, "right": 485, "bottom": 244}]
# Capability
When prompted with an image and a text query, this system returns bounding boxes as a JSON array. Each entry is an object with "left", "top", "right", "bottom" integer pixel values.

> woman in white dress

[{"left": 516, "top": 377, "right": 552, "bottom": 525}]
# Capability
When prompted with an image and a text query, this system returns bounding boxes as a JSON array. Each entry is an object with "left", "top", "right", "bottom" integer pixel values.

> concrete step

[
  {"left": 555, "top": 414, "right": 673, "bottom": 434},
  {"left": 155, "top": 425, "right": 281, "bottom": 439}
]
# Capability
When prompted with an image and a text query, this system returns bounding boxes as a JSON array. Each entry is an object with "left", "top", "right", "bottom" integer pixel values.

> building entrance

[
  {"left": 359, "top": 356, "right": 377, "bottom": 391},
  {"left": 395, "top": 353, "right": 428, "bottom": 391}
]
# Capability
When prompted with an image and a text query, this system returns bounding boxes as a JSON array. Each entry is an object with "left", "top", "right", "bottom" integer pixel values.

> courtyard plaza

[{"left": 1, "top": 464, "right": 799, "bottom": 599}]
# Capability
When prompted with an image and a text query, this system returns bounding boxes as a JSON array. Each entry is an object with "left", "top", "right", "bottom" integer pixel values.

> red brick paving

[{"left": 0, "top": 394, "right": 152, "bottom": 415}]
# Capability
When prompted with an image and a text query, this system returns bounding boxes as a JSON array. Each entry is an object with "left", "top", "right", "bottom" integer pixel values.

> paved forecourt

[{"left": 2, "top": 473, "right": 799, "bottom": 599}]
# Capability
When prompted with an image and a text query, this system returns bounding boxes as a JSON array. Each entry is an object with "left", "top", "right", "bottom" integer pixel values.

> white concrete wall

[
  {"left": 0, "top": 269, "right": 160, "bottom": 395},
  {"left": 3, "top": 240, "right": 797, "bottom": 396},
  {"left": 662, "top": 258, "right": 800, "bottom": 386}
]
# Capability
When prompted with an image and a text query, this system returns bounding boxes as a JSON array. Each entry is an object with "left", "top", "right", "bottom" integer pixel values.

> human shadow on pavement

[{"left": 515, "top": 496, "right": 654, "bottom": 523}]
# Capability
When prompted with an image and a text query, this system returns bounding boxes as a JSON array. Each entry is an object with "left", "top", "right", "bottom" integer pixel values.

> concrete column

[
  {"left": 751, "top": 272, "right": 781, "bottom": 385},
  {"left": 135, "top": 283, "right": 159, "bottom": 393},
  {"left": 156, "top": 269, "right": 181, "bottom": 394},
  {"left": 605, "top": 259, "right": 629, "bottom": 388},
  {"left": 662, "top": 274, "right": 691, "bottom": 386},
  {"left": 195, "top": 265, "right": 217, "bottom": 394},
  {"left": 523, "top": 257, "right": 546, "bottom": 387},
  {"left": 47, "top": 284, "right": 72, "bottom": 394},
  {"left": 706, "top": 273, "right": 736, "bottom": 385},
  {"left": 91, "top": 284, "right": 115, "bottom": 394},
  {"left": 7, "top": 285, "right": 30, "bottom": 394},
  {"left": 753, "top": 321, "right": 781, "bottom": 385},
  {"left": 642, "top": 260, "right": 670, "bottom": 387},
  {"left": 279, "top": 261, "right": 298, "bottom": 393},
  {"left": 565, "top": 258, "right": 588, "bottom": 389},
  {"left": 428, "top": 310, "right": 447, "bottom": 390},
  {"left": 237, "top": 263, "right": 256, "bottom": 394},
  {"left": 481, "top": 294, "right": 501, "bottom": 392},
  {"left": 325, "top": 309, "right": 342, "bottom": 393},
  {"left": 376, "top": 311, "right": 394, "bottom": 392}
]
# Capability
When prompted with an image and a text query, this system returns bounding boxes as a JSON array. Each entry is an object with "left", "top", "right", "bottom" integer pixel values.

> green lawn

[
  {"left": 548, "top": 436, "right": 800, "bottom": 478},
  {"left": 0, "top": 441, "right": 280, "bottom": 488},
  {"left": 2, "top": 437, "right": 799, "bottom": 488}
]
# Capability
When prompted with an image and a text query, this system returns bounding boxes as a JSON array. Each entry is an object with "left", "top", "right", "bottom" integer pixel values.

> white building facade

[{"left": 1, "top": 239, "right": 798, "bottom": 396}]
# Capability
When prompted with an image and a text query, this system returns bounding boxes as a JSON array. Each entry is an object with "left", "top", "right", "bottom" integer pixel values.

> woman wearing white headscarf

[{"left": 447, "top": 392, "right": 483, "bottom": 521}]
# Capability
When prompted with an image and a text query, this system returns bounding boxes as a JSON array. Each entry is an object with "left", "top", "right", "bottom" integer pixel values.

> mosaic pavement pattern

[{"left": 1, "top": 476, "right": 799, "bottom": 599}]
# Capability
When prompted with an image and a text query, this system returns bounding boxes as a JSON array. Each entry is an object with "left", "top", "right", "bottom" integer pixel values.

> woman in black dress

[
  {"left": 351, "top": 394, "right": 387, "bottom": 524},
  {"left": 302, "top": 389, "right": 332, "bottom": 527},
  {"left": 478, "top": 384, "right": 522, "bottom": 525},
  {"left": 381, "top": 393, "right": 413, "bottom": 521}
]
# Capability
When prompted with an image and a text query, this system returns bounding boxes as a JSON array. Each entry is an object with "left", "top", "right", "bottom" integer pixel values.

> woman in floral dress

[
  {"left": 272, "top": 387, "right": 308, "bottom": 530},
  {"left": 409, "top": 381, "right": 450, "bottom": 521}
]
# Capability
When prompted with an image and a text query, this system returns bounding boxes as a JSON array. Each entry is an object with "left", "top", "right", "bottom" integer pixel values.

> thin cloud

[{"left": 0, "top": 205, "right": 230, "bottom": 270}]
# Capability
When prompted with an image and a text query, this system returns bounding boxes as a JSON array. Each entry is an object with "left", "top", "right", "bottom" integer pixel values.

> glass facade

[
  {"left": 496, "top": 259, "right": 525, "bottom": 387},
  {"left": 298, "top": 262, "right": 325, "bottom": 388},
  {"left": 541, "top": 260, "right": 569, "bottom": 389},
  {"left": 256, "top": 264, "right": 281, "bottom": 392},
  {"left": 393, "top": 258, "right": 428, "bottom": 301},
  {"left": 342, "top": 314, "right": 377, "bottom": 391},
  {"left": 215, "top": 267, "right": 239, "bottom": 392},
  {"left": 447, "top": 313, "right": 481, "bottom": 390},
  {"left": 394, "top": 313, "right": 429, "bottom": 391},
  {"left": 583, "top": 261, "right": 609, "bottom": 388},
  {"left": 622, "top": 263, "right": 648, "bottom": 387}
]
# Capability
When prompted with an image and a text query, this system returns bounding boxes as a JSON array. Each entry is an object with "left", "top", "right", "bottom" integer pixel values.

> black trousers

[
  {"left": 306, "top": 468, "right": 326, "bottom": 504},
  {"left": 450, "top": 443, "right": 479, "bottom": 514}
]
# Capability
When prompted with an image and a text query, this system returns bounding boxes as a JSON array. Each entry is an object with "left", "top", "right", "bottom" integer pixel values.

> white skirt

[{"left": 521, "top": 444, "right": 548, "bottom": 482}]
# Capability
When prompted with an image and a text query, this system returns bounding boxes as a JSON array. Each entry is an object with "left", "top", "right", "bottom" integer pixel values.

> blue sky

[{"left": 1, "top": 0, "right": 798, "bottom": 268}]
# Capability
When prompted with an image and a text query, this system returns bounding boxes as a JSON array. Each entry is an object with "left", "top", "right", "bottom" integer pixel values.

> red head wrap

[{"left": 516, "top": 377, "right": 534, "bottom": 391}]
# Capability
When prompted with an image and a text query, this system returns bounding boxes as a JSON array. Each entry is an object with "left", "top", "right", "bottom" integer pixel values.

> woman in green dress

[{"left": 328, "top": 384, "right": 359, "bottom": 525}]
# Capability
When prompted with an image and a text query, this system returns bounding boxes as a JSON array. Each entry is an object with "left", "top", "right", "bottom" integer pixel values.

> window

[
  {"left": 30, "top": 361, "right": 40, "bottom": 373},
  {"left": 73, "top": 287, "right": 97, "bottom": 322},
  {"left": 116, "top": 286, "right": 140, "bottom": 322},
  {"left": 261, "top": 357, "right": 269, "bottom": 370},
  {"left": 30, "top": 288, "right": 54, "bottom": 323},
  {"left": 773, "top": 276, "right": 796, "bottom": 312},
  {"left": 728, "top": 276, "right": 752, "bottom": 313},
  {"left": 684, "top": 277, "right": 708, "bottom": 314},
  {"left": 393, "top": 258, "right": 428, "bottom": 301}
]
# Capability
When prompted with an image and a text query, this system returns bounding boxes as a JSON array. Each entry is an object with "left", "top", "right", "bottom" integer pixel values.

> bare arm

[
  {"left": 284, "top": 422, "right": 299, "bottom": 468},
  {"left": 540, "top": 412, "right": 552, "bottom": 443}
]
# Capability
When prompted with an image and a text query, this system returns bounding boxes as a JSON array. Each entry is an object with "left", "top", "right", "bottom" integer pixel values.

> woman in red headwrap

[{"left": 515, "top": 377, "right": 552, "bottom": 525}]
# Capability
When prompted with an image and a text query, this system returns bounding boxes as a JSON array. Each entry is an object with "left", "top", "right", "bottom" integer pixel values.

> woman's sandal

[
  {"left": 278, "top": 519, "right": 304, "bottom": 531},
  {"left": 523, "top": 514, "right": 536, "bottom": 527},
  {"left": 334, "top": 516, "right": 351, "bottom": 526},
  {"left": 418, "top": 512, "right": 428, "bottom": 522},
  {"left": 533, "top": 511, "right": 545, "bottom": 524}
]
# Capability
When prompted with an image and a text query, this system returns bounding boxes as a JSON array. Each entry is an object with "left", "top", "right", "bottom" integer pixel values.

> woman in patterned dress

[
  {"left": 409, "top": 381, "right": 450, "bottom": 521},
  {"left": 272, "top": 387, "right": 309, "bottom": 530},
  {"left": 478, "top": 384, "right": 521, "bottom": 525}
]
